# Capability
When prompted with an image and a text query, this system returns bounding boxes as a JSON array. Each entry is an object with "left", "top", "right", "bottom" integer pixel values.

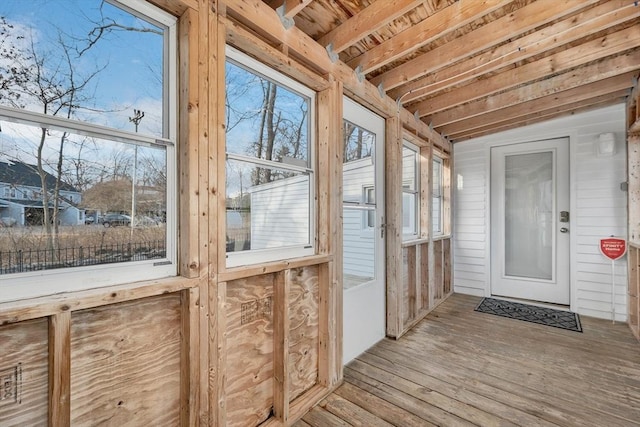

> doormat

[{"left": 475, "top": 297, "right": 582, "bottom": 332}]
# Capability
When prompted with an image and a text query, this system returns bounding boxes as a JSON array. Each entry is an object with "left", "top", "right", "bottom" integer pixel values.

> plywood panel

[
  {"left": 629, "top": 246, "right": 640, "bottom": 340},
  {"left": 0, "top": 318, "right": 48, "bottom": 427},
  {"left": 288, "top": 265, "right": 320, "bottom": 402},
  {"left": 434, "top": 240, "right": 443, "bottom": 301},
  {"left": 402, "top": 247, "right": 410, "bottom": 325},
  {"left": 70, "top": 294, "right": 182, "bottom": 426},
  {"left": 443, "top": 238, "right": 451, "bottom": 295},
  {"left": 420, "top": 243, "right": 429, "bottom": 310},
  {"left": 225, "top": 275, "right": 274, "bottom": 427}
]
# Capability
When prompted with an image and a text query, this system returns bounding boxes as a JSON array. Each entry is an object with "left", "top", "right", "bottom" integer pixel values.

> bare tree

[
  {"left": 0, "top": 16, "right": 31, "bottom": 109},
  {"left": 17, "top": 32, "right": 104, "bottom": 251}
]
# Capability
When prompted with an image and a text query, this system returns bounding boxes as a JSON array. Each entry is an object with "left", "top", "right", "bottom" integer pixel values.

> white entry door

[
  {"left": 342, "top": 97, "right": 385, "bottom": 364},
  {"left": 490, "top": 138, "right": 570, "bottom": 305}
]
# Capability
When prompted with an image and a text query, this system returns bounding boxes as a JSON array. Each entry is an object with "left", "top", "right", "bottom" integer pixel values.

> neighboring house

[
  {"left": 0, "top": 160, "right": 84, "bottom": 226},
  {"left": 247, "top": 174, "right": 311, "bottom": 251},
  {"left": 246, "top": 157, "right": 383, "bottom": 283}
]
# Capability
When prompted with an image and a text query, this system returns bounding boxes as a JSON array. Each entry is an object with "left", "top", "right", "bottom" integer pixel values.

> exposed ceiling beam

[
  {"left": 347, "top": 0, "right": 511, "bottom": 75},
  {"left": 426, "top": 49, "right": 640, "bottom": 128},
  {"left": 391, "top": 0, "right": 640, "bottom": 104},
  {"left": 317, "top": 0, "right": 426, "bottom": 54},
  {"left": 453, "top": 97, "right": 626, "bottom": 142},
  {"left": 371, "top": 0, "right": 599, "bottom": 91},
  {"left": 410, "top": 25, "right": 640, "bottom": 117},
  {"left": 442, "top": 75, "right": 635, "bottom": 137},
  {"left": 267, "top": 0, "right": 313, "bottom": 19}
]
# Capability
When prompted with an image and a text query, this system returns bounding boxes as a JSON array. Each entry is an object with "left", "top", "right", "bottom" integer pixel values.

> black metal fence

[{"left": 0, "top": 240, "right": 166, "bottom": 274}]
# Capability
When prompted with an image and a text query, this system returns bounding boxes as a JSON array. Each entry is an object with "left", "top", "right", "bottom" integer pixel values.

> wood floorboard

[
  {"left": 333, "top": 381, "right": 438, "bottom": 427},
  {"left": 297, "top": 294, "right": 640, "bottom": 427},
  {"left": 408, "top": 310, "right": 640, "bottom": 417},
  {"left": 318, "top": 394, "right": 395, "bottom": 427}
]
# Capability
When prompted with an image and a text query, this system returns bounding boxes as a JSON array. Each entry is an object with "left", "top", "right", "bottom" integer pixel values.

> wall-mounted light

[{"left": 596, "top": 132, "right": 617, "bottom": 157}]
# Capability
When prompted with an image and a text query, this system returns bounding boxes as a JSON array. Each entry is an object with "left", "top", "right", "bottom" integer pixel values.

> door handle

[{"left": 560, "top": 227, "right": 569, "bottom": 233}]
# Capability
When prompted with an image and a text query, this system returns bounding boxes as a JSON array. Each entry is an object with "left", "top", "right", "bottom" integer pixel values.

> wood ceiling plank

[
  {"left": 426, "top": 49, "right": 640, "bottom": 128},
  {"left": 372, "top": 0, "right": 599, "bottom": 91},
  {"left": 391, "top": 0, "right": 640, "bottom": 103},
  {"left": 348, "top": 0, "right": 512, "bottom": 75},
  {"left": 411, "top": 24, "right": 640, "bottom": 116},
  {"left": 441, "top": 76, "right": 634, "bottom": 137},
  {"left": 454, "top": 97, "right": 626, "bottom": 142},
  {"left": 317, "top": 0, "right": 426, "bottom": 54}
]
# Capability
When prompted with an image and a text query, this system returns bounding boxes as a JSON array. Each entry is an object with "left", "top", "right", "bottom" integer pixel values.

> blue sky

[
  {"left": 0, "top": 0, "right": 166, "bottom": 185},
  {"left": 0, "top": 0, "right": 164, "bottom": 137}
]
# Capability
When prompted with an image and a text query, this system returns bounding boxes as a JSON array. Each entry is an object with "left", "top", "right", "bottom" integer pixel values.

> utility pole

[{"left": 129, "top": 109, "right": 144, "bottom": 238}]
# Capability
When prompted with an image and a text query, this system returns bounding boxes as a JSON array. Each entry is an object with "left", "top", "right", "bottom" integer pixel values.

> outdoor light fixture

[{"left": 596, "top": 132, "right": 617, "bottom": 157}]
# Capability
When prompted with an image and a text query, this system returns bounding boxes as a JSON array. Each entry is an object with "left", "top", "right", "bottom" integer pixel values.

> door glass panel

[
  {"left": 343, "top": 120, "right": 376, "bottom": 289},
  {"left": 504, "top": 151, "right": 553, "bottom": 280}
]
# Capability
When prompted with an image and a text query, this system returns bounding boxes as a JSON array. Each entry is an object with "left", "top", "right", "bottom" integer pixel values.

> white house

[{"left": 0, "top": 159, "right": 84, "bottom": 226}]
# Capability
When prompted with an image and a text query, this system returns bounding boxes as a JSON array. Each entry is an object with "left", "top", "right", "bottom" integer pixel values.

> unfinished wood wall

[
  {"left": 629, "top": 246, "right": 639, "bottom": 340},
  {"left": 0, "top": 0, "right": 454, "bottom": 425},
  {"left": 628, "top": 83, "right": 640, "bottom": 341},
  {"left": 0, "top": 280, "right": 199, "bottom": 427},
  {"left": 386, "top": 129, "right": 453, "bottom": 339}
]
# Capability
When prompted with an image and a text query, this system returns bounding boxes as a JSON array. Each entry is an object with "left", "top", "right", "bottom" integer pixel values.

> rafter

[
  {"left": 410, "top": 25, "right": 640, "bottom": 117},
  {"left": 316, "top": 0, "right": 426, "bottom": 55},
  {"left": 371, "top": 0, "right": 599, "bottom": 91},
  {"left": 441, "top": 74, "right": 635, "bottom": 137},
  {"left": 347, "top": 0, "right": 512, "bottom": 75},
  {"left": 425, "top": 49, "right": 640, "bottom": 128},
  {"left": 390, "top": 0, "right": 640, "bottom": 104}
]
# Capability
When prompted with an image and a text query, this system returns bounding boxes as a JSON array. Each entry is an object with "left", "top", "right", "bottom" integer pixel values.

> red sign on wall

[{"left": 600, "top": 238, "right": 626, "bottom": 261}]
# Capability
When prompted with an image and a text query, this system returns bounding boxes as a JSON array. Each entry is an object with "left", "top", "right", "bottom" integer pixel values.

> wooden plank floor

[{"left": 294, "top": 294, "right": 640, "bottom": 427}]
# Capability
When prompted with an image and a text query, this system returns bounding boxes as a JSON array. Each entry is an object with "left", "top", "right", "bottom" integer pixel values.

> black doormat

[{"left": 475, "top": 297, "right": 582, "bottom": 332}]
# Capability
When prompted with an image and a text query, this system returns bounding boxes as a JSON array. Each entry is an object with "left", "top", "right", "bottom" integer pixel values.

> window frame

[
  {"left": 224, "top": 46, "right": 316, "bottom": 268},
  {"left": 0, "top": 0, "right": 178, "bottom": 303},
  {"left": 361, "top": 185, "right": 376, "bottom": 230},
  {"left": 402, "top": 140, "right": 420, "bottom": 240},
  {"left": 432, "top": 155, "right": 445, "bottom": 237},
  {"left": 430, "top": 149, "right": 451, "bottom": 239}
]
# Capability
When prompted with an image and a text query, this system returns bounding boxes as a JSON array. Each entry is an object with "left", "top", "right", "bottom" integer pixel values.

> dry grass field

[{"left": 0, "top": 224, "right": 166, "bottom": 273}]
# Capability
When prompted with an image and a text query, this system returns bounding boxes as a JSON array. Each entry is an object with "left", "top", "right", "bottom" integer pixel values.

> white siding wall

[
  {"left": 453, "top": 104, "right": 628, "bottom": 321},
  {"left": 249, "top": 175, "right": 310, "bottom": 250},
  {"left": 343, "top": 158, "right": 375, "bottom": 277}
]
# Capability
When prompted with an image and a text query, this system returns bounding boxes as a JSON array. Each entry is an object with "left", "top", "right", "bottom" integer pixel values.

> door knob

[{"left": 560, "top": 227, "right": 569, "bottom": 233}]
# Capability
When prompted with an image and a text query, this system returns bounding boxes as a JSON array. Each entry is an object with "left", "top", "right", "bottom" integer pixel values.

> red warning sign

[{"left": 600, "top": 238, "right": 626, "bottom": 261}]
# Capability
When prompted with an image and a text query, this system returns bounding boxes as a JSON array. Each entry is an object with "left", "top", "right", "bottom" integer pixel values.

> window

[
  {"left": 402, "top": 142, "right": 419, "bottom": 239},
  {"left": 0, "top": 0, "right": 177, "bottom": 301},
  {"left": 432, "top": 156, "right": 443, "bottom": 235},
  {"left": 363, "top": 186, "right": 375, "bottom": 229},
  {"left": 225, "top": 47, "right": 315, "bottom": 267}
]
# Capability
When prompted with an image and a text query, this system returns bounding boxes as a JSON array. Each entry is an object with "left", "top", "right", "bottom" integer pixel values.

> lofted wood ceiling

[{"left": 259, "top": 0, "right": 640, "bottom": 142}]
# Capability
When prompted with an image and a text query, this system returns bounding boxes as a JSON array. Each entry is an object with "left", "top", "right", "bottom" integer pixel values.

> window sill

[
  {"left": 220, "top": 253, "right": 332, "bottom": 282},
  {"left": 0, "top": 275, "right": 197, "bottom": 324}
]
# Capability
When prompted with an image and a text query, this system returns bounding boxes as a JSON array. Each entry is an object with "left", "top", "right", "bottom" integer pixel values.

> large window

[
  {"left": 225, "top": 47, "right": 315, "bottom": 267},
  {"left": 0, "top": 0, "right": 177, "bottom": 301},
  {"left": 432, "top": 156, "right": 444, "bottom": 235},
  {"left": 402, "top": 142, "right": 419, "bottom": 239}
]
